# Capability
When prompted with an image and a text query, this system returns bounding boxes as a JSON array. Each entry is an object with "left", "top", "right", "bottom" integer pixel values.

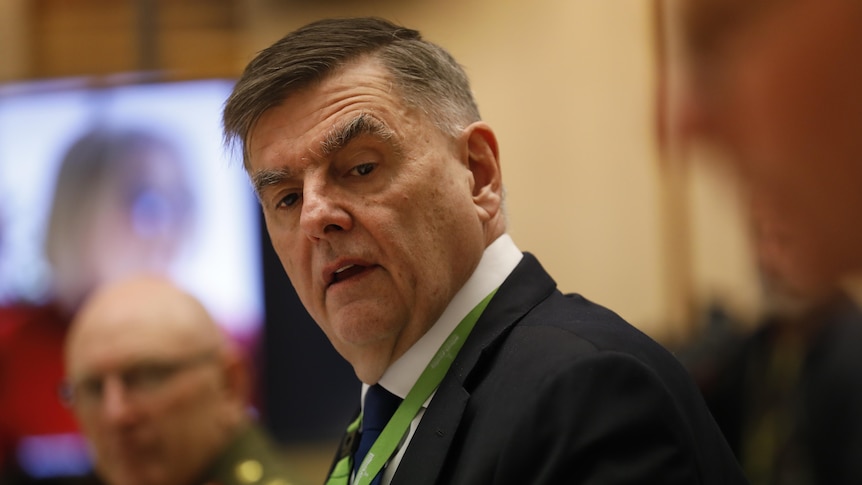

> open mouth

[{"left": 331, "top": 264, "right": 369, "bottom": 284}]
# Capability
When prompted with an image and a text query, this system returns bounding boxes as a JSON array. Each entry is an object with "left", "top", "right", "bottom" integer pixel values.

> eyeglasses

[{"left": 60, "top": 351, "right": 217, "bottom": 410}]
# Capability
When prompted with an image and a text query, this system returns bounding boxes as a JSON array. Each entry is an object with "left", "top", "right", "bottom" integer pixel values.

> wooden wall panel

[{"left": 27, "top": 0, "right": 241, "bottom": 80}]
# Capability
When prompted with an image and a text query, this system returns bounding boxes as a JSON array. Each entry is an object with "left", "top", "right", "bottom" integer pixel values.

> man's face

[
  {"left": 88, "top": 148, "right": 192, "bottom": 286},
  {"left": 678, "top": 0, "right": 862, "bottom": 282},
  {"left": 749, "top": 195, "right": 838, "bottom": 310},
  {"left": 66, "top": 312, "right": 229, "bottom": 485},
  {"left": 248, "top": 57, "right": 491, "bottom": 383}
]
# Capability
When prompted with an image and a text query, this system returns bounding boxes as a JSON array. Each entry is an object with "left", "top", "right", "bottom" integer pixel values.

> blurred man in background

[
  {"left": 664, "top": 1, "right": 862, "bottom": 482},
  {"left": 696, "top": 196, "right": 862, "bottom": 484},
  {"left": 63, "top": 274, "right": 302, "bottom": 485}
]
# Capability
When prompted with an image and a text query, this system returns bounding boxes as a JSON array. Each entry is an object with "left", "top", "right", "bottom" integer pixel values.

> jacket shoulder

[{"left": 204, "top": 425, "right": 307, "bottom": 485}]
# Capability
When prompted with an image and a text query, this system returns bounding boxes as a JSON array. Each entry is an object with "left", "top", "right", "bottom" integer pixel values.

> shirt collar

[{"left": 372, "top": 234, "right": 522, "bottom": 400}]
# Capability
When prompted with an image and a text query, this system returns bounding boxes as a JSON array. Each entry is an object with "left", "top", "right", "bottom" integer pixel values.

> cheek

[
  {"left": 721, "top": 55, "right": 791, "bottom": 157},
  {"left": 266, "top": 225, "right": 308, "bottom": 287},
  {"left": 729, "top": 5, "right": 862, "bottom": 159},
  {"left": 273, "top": 239, "right": 299, "bottom": 279},
  {"left": 76, "top": 415, "right": 105, "bottom": 447},
  {"left": 716, "top": 57, "right": 824, "bottom": 210},
  {"left": 276, "top": 248, "right": 318, "bottom": 317},
  {"left": 154, "top": 384, "right": 226, "bottom": 453},
  {"left": 405, "top": 186, "right": 482, "bottom": 283},
  {"left": 159, "top": 374, "right": 224, "bottom": 416}
]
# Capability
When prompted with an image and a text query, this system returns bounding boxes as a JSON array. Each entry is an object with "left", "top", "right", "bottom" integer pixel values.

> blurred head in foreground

[{"left": 675, "top": 0, "right": 862, "bottom": 288}]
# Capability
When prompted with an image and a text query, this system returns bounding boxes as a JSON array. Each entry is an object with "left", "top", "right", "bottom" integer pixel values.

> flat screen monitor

[
  {"left": 0, "top": 76, "right": 263, "bottom": 479},
  {"left": 0, "top": 76, "right": 262, "bottom": 338}
]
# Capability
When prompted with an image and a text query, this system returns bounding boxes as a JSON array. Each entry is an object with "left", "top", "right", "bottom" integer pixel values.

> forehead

[
  {"left": 247, "top": 58, "right": 415, "bottom": 168},
  {"left": 67, "top": 292, "right": 211, "bottom": 374}
]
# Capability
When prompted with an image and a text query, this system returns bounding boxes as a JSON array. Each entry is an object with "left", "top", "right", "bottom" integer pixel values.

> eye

[
  {"left": 349, "top": 163, "right": 376, "bottom": 177},
  {"left": 123, "top": 364, "right": 175, "bottom": 391},
  {"left": 78, "top": 377, "right": 104, "bottom": 401},
  {"left": 276, "top": 192, "right": 301, "bottom": 209}
]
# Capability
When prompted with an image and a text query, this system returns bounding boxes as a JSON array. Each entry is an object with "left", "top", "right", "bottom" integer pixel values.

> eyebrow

[
  {"left": 251, "top": 166, "right": 294, "bottom": 198},
  {"left": 250, "top": 113, "right": 399, "bottom": 197},
  {"left": 320, "top": 112, "right": 396, "bottom": 157}
]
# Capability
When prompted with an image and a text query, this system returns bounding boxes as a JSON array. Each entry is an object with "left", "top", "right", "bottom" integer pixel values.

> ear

[
  {"left": 219, "top": 345, "right": 252, "bottom": 407},
  {"left": 460, "top": 122, "right": 503, "bottom": 224}
]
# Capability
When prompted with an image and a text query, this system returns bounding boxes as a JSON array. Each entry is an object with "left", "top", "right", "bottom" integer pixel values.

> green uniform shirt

[{"left": 202, "top": 424, "right": 305, "bottom": 485}]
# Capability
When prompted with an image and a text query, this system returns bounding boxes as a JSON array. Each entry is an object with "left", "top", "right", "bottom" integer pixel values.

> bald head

[
  {"left": 67, "top": 275, "right": 225, "bottom": 372},
  {"left": 64, "top": 274, "right": 247, "bottom": 485}
]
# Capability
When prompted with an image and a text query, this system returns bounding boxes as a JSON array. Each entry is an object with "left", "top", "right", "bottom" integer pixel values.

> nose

[
  {"left": 99, "top": 376, "right": 139, "bottom": 426},
  {"left": 299, "top": 181, "right": 353, "bottom": 240}
]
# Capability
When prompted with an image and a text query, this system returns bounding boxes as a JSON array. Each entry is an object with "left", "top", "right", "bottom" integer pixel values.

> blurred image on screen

[{"left": 0, "top": 77, "right": 263, "bottom": 481}]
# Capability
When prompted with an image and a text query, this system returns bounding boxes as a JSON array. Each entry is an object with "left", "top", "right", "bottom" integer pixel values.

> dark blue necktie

[{"left": 353, "top": 384, "right": 403, "bottom": 485}]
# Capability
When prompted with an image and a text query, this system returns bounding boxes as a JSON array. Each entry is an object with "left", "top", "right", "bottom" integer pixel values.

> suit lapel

[
  {"left": 391, "top": 253, "right": 556, "bottom": 485},
  {"left": 389, "top": 382, "right": 470, "bottom": 485}
]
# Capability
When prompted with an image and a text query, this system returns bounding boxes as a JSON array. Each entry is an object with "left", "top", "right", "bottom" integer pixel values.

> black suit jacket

[{"left": 347, "top": 253, "right": 747, "bottom": 484}]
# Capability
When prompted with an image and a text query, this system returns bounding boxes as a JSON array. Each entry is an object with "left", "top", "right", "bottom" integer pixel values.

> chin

[
  {"left": 351, "top": 358, "right": 391, "bottom": 385},
  {"left": 101, "top": 464, "right": 165, "bottom": 485},
  {"left": 101, "top": 471, "right": 144, "bottom": 485},
  {"left": 334, "top": 333, "right": 399, "bottom": 383},
  {"left": 332, "top": 309, "right": 402, "bottom": 346}
]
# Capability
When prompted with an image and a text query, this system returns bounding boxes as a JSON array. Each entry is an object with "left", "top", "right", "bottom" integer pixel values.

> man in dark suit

[{"left": 222, "top": 17, "right": 747, "bottom": 484}]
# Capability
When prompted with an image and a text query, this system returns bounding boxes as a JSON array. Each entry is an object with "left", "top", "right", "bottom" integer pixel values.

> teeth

[{"left": 335, "top": 264, "right": 355, "bottom": 274}]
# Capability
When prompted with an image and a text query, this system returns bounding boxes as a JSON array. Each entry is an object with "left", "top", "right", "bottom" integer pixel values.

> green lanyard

[{"left": 326, "top": 288, "right": 498, "bottom": 485}]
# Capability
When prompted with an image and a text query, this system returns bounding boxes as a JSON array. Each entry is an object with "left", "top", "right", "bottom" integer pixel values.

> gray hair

[{"left": 222, "top": 17, "right": 481, "bottom": 169}]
